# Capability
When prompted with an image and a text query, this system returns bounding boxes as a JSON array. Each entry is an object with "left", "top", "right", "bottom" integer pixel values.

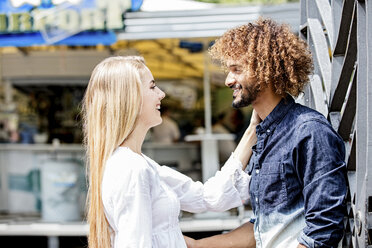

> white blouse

[{"left": 102, "top": 147, "right": 250, "bottom": 248}]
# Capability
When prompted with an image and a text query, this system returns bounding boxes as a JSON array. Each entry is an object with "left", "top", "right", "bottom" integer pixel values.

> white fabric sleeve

[
  {"left": 157, "top": 152, "right": 250, "bottom": 213},
  {"left": 112, "top": 166, "right": 153, "bottom": 248}
]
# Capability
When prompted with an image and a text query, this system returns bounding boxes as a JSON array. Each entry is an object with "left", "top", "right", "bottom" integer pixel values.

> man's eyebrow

[
  {"left": 228, "top": 64, "right": 240, "bottom": 68},
  {"left": 149, "top": 79, "right": 155, "bottom": 84}
]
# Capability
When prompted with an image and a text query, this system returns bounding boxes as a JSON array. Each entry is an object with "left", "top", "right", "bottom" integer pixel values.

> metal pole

[
  {"left": 203, "top": 42, "right": 212, "bottom": 134},
  {"left": 48, "top": 236, "right": 59, "bottom": 248},
  {"left": 201, "top": 41, "right": 219, "bottom": 182}
]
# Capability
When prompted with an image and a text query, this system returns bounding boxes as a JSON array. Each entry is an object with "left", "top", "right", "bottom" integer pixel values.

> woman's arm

[
  {"left": 233, "top": 110, "right": 260, "bottom": 169},
  {"left": 156, "top": 111, "right": 260, "bottom": 213},
  {"left": 107, "top": 160, "right": 154, "bottom": 247}
]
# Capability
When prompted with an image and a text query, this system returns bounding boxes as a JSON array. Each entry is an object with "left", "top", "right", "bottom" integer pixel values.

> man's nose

[{"left": 225, "top": 72, "right": 235, "bottom": 87}]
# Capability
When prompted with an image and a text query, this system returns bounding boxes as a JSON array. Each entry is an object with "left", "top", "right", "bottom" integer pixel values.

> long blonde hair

[{"left": 82, "top": 56, "right": 146, "bottom": 248}]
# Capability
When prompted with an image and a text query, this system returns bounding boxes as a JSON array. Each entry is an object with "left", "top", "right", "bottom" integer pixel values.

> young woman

[{"left": 82, "top": 56, "right": 258, "bottom": 248}]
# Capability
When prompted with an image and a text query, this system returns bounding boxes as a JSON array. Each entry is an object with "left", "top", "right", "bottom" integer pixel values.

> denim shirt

[{"left": 247, "top": 95, "right": 347, "bottom": 248}]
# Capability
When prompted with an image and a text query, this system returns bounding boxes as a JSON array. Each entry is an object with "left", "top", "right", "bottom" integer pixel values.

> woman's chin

[{"left": 151, "top": 118, "right": 163, "bottom": 127}]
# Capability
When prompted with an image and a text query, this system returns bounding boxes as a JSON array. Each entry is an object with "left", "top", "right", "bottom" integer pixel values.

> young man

[{"left": 186, "top": 18, "right": 347, "bottom": 248}]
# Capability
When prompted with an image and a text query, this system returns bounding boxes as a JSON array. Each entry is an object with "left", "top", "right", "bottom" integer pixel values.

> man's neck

[{"left": 252, "top": 87, "right": 282, "bottom": 121}]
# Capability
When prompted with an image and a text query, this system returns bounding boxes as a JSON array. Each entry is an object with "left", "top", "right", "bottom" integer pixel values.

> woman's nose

[{"left": 158, "top": 88, "right": 165, "bottom": 100}]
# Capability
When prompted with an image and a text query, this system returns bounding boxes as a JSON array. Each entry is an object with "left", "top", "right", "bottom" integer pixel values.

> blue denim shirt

[{"left": 247, "top": 95, "right": 347, "bottom": 248}]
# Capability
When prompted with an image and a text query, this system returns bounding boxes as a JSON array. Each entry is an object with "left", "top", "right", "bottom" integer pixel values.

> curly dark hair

[{"left": 210, "top": 17, "right": 313, "bottom": 98}]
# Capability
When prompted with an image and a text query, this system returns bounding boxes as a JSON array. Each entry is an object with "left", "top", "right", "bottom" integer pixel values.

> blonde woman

[{"left": 82, "top": 56, "right": 258, "bottom": 248}]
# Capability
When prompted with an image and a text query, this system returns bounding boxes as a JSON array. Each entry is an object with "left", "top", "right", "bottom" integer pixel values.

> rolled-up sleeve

[
  {"left": 296, "top": 120, "right": 347, "bottom": 248},
  {"left": 156, "top": 153, "right": 250, "bottom": 213}
]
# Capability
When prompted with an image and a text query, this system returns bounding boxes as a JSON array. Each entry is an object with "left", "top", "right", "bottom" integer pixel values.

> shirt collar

[{"left": 256, "top": 94, "right": 295, "bottom": 134}]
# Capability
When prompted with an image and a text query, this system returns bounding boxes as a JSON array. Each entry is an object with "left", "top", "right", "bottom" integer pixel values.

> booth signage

[{"left": 0, "top": 0, "right": 143, "bottom": 46}]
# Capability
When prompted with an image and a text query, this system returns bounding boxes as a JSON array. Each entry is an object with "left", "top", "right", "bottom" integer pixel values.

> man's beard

[{"left": 232, "top": 83, "right": 261, "bottom": 108}]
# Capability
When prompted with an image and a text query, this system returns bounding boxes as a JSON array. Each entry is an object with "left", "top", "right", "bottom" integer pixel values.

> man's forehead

[{"left": 225, "top": 59, "right": 243, "bottom": 68}]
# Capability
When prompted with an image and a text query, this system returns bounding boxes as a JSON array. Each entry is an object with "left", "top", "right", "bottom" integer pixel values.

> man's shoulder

[
  {"left": 287, "top": 103, "right": 343, "bottom": 143},
  {"left": 289, "top": 103, "right": 330, "bottom": 127}
]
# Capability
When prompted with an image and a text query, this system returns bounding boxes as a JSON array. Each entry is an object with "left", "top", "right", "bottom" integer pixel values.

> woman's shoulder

[
  {"left": 107, "top": 147, "right": 149, "bottom": 170},
  {"left": 104, "top": 147, "right": 155, "bottom": 183}
]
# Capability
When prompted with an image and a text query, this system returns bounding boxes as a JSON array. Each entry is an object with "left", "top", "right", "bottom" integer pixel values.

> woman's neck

[{"left": 121, "top": 124, "right": 149, "bottom": 155}]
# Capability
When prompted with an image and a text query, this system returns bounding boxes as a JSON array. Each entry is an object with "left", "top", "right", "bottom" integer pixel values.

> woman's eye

[{"left": 151, "top": 85, "right": 156, "bottom": 89}]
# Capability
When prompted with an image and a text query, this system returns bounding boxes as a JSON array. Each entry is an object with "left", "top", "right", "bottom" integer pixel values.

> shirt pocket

[{"left": 259, "top": 162, "right": 287, "bottom": 210}]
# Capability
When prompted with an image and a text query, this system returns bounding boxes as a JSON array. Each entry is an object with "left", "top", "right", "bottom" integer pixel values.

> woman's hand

[
  {"left": 233, "top": 110, "right": 261, "bottom": 169},
  {"left": 184, "top": 235, "right": 196, "bottom": 248},
  {"left": 249, "top": 109, "right": 261, "bottom": 126}
]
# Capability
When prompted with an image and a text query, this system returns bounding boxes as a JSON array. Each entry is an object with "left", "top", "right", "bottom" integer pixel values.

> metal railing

[{"left": 300, "top": 0, "right": 372, "bottom": 247}]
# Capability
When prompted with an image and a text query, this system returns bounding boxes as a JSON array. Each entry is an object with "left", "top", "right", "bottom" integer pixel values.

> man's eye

[{"left": 151, "top": 85, "right": 156, "bottom": 89}]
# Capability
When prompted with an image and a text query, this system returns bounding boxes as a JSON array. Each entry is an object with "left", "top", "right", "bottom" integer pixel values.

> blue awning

[{"left": 0, "top": 31, "right": 117, "bottom": 47}]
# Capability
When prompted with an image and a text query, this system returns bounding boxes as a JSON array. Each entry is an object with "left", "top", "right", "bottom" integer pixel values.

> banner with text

[{"left": 0, "top": 0, "right": 143, "bottom": 46}]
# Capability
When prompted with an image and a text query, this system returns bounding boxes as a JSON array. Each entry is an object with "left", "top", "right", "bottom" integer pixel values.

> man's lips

[{"left": 232, "top": 84, "right": 242, "bottom": 98}]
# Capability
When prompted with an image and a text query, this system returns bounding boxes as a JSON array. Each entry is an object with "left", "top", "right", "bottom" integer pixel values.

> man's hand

[
  {"left": 184, "top": 235, "right": 196, "bottom": 248},
  {"left": 297, "top": 244, "right": 307, "bottom": 248}
]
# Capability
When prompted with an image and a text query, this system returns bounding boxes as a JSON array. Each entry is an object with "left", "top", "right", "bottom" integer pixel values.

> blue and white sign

[{"left": 0, "top": 0, "right": 143, "bottom": 46}]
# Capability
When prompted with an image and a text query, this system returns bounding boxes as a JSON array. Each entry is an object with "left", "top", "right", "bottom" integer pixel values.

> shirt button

[
  {"left": 255, "top": 197, "right": 258, "bottom": 203},
  {"left": 266, "top": 129, "right": 271, "bottom": 133},
  {"left": 256, "top": 169, "right": 260, "bottom": 174}
]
